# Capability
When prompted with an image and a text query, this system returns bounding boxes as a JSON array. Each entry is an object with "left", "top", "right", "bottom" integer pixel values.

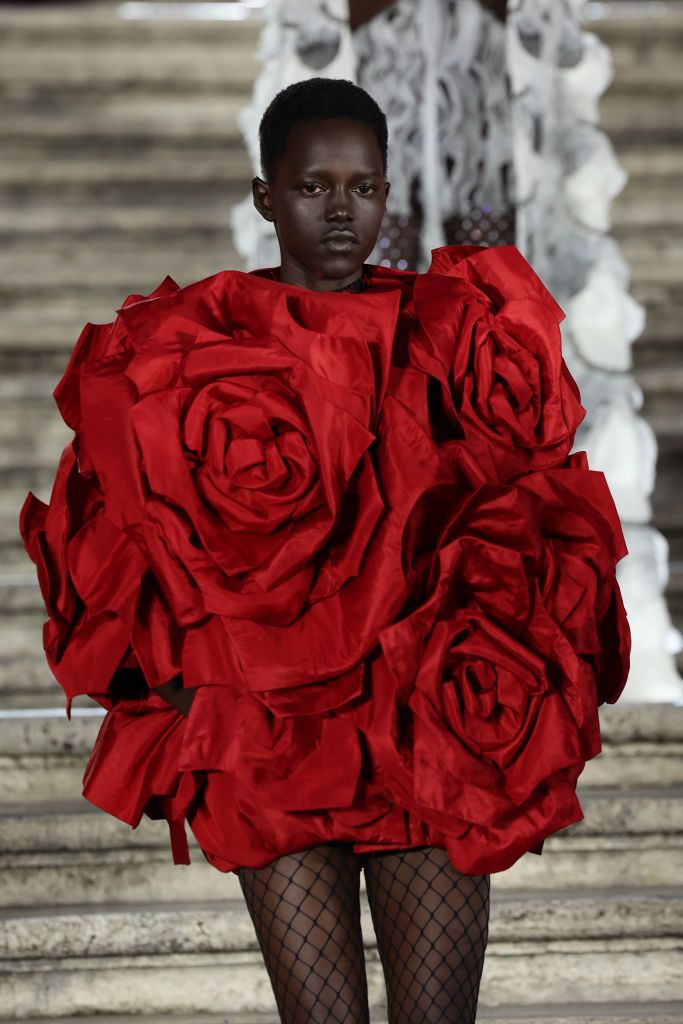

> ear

[
  {"left": 252, "top": 176, "right": 275, "bottom": 223},
  {"left": 384, "top": 180, "right": 391, "bottom": 200}
]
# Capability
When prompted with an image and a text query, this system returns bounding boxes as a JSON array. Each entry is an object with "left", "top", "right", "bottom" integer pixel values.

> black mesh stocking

[
  {"left": 363, "top": 846, "right": 490, "bottom": 1024},
  {"left": 237, "top": 843, "right": 370, "bottom": 1023}
]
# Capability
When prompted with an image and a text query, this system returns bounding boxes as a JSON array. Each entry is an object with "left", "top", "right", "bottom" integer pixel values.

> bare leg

[
  {"left": 363, "top": 846, "right": 490, "bottom": 1023},
  {"left": 237, "top": 843, "right": 370, "bottom": 1023}
]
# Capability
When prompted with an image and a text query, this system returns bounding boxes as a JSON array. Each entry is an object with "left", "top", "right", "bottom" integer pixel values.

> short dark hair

[{"left": 258, "top": 77, "right": 388, "bottom": 184}]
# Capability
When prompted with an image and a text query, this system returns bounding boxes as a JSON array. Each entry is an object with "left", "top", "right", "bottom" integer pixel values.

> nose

[{"left": 324, "top": 185, "right": 353, "bottom": 223}]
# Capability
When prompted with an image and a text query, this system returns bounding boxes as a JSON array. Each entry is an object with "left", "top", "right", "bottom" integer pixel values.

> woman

[{"left": 20, "top": 78, "right": 630, "bottom": 1023}]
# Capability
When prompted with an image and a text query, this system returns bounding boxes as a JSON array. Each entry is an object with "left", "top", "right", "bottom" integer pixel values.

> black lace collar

[{"left": 332, "top": 267, "right": 371, "bottom": 293}]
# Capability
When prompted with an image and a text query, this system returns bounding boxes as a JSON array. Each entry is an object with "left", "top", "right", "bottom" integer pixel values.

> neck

[{"left": 277, "top": 257, "right": 366, "bottom": 292}]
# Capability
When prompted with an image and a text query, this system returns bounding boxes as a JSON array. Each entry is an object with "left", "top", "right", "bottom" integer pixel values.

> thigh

[
  {"left": 237, "top": 842, "right": 370, "bottom": 1024},
  {"left": 363, "top": 846, "right": 490, "bottom": 1024}
]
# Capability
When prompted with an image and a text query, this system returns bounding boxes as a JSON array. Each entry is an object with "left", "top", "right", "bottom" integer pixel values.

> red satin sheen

[{"left": 19, "top": 245, "right": 631, "bottom": 875}]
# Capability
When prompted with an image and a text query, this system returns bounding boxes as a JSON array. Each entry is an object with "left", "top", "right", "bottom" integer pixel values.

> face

[{"left": 252, "top": 117, "right": 390, "bottom": 291}]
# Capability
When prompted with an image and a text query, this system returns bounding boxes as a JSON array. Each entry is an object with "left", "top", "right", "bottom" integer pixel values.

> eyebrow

[{"left": 297, "top": 168, "right": 384, "bottom": 178}]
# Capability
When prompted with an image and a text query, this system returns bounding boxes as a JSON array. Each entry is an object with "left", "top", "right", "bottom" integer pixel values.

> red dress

[{"left": 19, "top": 244, "right": 631, "bottom": 875}]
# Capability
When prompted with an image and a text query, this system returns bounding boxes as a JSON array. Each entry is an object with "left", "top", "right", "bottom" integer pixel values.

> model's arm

[{"left": 348, "top": 0, "right": 397, "bottom": 31}]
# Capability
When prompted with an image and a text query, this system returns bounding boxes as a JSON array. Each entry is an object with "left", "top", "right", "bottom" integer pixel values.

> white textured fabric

[
  {"left": 353, "top": 0, "right": 513, "bottom": 266},
  {"left": 507, "top": 0, "right": 681, "bottom": 699}
]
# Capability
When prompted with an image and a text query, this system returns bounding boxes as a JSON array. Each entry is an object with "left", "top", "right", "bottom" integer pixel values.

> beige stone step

[
  {"left": 637, "top": 393, "right": 683, "bottom": 439},
  {"left": 2, "top": 95, "right": 246, "bottom": 142},
  {"left": 0, "top": 149, "right": 250, "bottom": 188},
  {"left": 0, "top": 44, "right": 259, "bottom": 92},
  {"left": 1, "top": 889, "right": 682, "bottom": 1018},
  {"left": 618, "top": 241, "right": 683, "bottom": 287},
  {"left": 0, "top": 705, "right": 682, "bottom": 806},
  {"left": 590, "top": 9, "right": 683, "bottom": 56},
  {"left": 0, "top": 612, "right": 53, "bottom": 693},
  {"left": 9, "top": 1008, "right": 683, "bottom": 1024},
  {"left": 600, "top": 89, "right": 683, "bottom": 142},
  {"left": 633, "top": 364, "right": 683, "bottom": 399},
  {"left": 607, "top": 59, "right": 683, "bottom": 92},
  {"left": 0, "top": 707, "right": 100, "bottom": 804},
  {"left": 1, "top": 789, "right": 682, "bottom": 909},
  {"left": 0, "top": 244, "right": 242, "bottom": 292},
  {"left": 0, "top": 5, "right": 264, "bottom": 44},
  {"left": 2, "top": 180, "right": 248, "bottom": 215},
  {"left": 0, "top": 189, "right": 245, "bottom": 238},
  {"left": 616, "top": 144, "right": 683, "bottom": 182}
]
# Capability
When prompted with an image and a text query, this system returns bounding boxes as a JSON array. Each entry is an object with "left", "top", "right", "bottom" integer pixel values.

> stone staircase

[
  {"left": 1, "top": 2, "right": 682, "bottom": 1022},
  {"left": 0, "top": 704, "right": 682, "bottom": 1020},
  {"left": 595, "top": 5, "right": 683, "bottom": 664}
]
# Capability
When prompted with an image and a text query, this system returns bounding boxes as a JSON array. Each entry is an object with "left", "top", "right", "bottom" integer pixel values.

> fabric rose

[
  {"left": 48, "top": 270, "right": 455, "bottom": 717},
  {"left": 404, "top": 245, "right": 586, "bottom": 481},
  {"left": 19, "top": 441, "right": 149, "bottom": 713},
  {"left": 19, "top": 279, "right": 187, "bottom": 711},
  {"left": 353, "top": 461, "right": 630, "bottom": 874},
  {"left": 516, "top": 450, "right": 631, "bottom": 704}
]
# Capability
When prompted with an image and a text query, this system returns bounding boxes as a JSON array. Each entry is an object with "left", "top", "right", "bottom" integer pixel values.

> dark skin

[
  {"left": 153, "top": 115, "right": 390, "bottom": 716},
  {"left": 252, "top": 116, "right": 390, "bottom": 290}
]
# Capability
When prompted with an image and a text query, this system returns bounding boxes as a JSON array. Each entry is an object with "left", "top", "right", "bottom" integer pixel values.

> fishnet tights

[
  {"left": 365, "top": 846, "right": 490, "bottom": 1023},
  {"left": 237, "top": 843, "right": 490, "bottom": 1023}
]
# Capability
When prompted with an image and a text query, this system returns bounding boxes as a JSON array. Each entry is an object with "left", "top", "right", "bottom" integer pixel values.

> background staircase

[{"left": 0, "top": 1, "right": 682, "bottom": 1021}]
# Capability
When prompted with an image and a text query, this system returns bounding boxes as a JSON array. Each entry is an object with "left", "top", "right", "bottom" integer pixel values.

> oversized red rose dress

[{"left": 19, "top": 244, "right": 631, "bottom": 875}]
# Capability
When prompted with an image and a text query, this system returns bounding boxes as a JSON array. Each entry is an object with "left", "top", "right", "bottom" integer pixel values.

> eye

[
  {"left": 302, "top": 182, "right": 324, "bottom": 194},
  {"left": 354, "top": 183, "right": 376, "bottom": 195}
]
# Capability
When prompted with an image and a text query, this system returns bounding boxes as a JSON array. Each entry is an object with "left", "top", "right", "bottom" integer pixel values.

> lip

[
  {"left": 321, "top": 230, "right": 359, "bottom": 253},
  {"left": 322, "top": 229, "right": 358, "bottom": 242}
]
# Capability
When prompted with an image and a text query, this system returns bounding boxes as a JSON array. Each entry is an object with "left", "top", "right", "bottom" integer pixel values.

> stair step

[
  {"left": 1, "top": 177, "right": 249, "bottom": 210},
  {"left": 616, "top": 144, "right": 683, "bottom": 182},
  {"left": 607, "top": 59, "right": 683, "bottom": 92},
  {"left": 610, "top": 184, "right": 683, "bottom": 228},
  {"left": 477, "top": 1009, "right": 683, "bottom": 1024},
  {"left": 618, "top": 242, "right": 683, "bottom": 286},
  {"left": 0, "top": 706, "right": 682, "bottom": 806},
  {"left": 600, "top": 91, "right": 683, "bottom": 143},
  {"left": 11, "top": 1007, "right": 683, "bottom": 1024},
  {"left": 590, "top": 9, "right": 683, "bottom": 53},
  {"left": 0, "top": 245, "right": 242, "bottom": 292},
  {"left": 0, "top": 45, "right": 259, "bottom": 92},
  {"left": 0, "top": 7, "right": 264, "bottom": 45},
  {"left": 1, "top": 789, "right": 682, "bottom": 908},
  {"left": 0, "top": 149, "right": 250, "bottom": 188},
  {"left": 1, "top": 94, "right": 247, "bottom": 142},
  {"left": 1, "top": 890, "right": 682, "bottom": 1017},
  {"left": 0, "top": 191, "right": 246, "bottom": 241}
]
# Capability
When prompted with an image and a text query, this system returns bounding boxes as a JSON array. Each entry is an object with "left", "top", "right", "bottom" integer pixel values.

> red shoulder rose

[{"left": 405, "top": 245, "right": 586, "bottom": 481}]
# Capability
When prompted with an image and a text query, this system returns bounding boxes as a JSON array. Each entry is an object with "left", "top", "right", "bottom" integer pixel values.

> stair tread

[{"left": 9, "top": 1007, "right": 683, "bottom": 1024}]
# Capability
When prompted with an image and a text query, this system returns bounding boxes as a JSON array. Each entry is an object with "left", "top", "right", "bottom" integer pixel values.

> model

[{"left": 20, "top": 77, "right": 631, "bottom": 1024}]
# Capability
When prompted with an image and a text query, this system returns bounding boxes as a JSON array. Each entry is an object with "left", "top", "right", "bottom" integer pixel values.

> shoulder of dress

[{"left": 421, "top": 244, "right": 565, "bottom": 323}]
